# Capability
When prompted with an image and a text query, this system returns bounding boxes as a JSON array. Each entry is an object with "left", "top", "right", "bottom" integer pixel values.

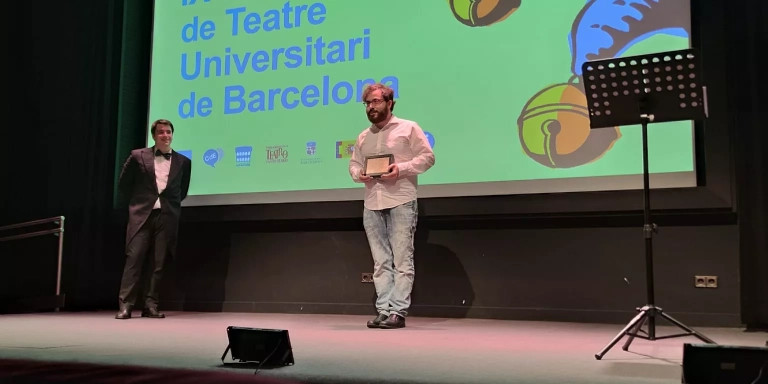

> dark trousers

[{"left": 118, "top": 209, "right": 168, "bottom": 308}]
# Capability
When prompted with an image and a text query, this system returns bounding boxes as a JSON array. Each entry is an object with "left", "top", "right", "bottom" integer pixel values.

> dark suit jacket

[{"left": 117, "top": 148, "right": 192, "bottom": 257}]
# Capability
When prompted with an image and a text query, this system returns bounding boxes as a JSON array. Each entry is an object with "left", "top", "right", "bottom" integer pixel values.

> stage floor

[{"left": 0, "top": 311, "right": 765, "bottom": 384}]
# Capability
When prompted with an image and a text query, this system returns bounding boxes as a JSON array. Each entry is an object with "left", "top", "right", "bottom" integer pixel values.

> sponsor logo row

[
  {"left": 177, "top": 140, "right": 356, "bottom": 168},
  {"left": 177, "top": 131, "right": 434, "bottom": 168}
]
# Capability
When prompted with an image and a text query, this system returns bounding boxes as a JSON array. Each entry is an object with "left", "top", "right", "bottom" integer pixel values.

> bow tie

[{"left": 155, "top": 150, "right": 171, "bottom": 160}]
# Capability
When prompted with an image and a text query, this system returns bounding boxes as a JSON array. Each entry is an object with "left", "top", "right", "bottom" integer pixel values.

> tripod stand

[{"left": 580, "top": 49, "right": 716, "bottom": 360}]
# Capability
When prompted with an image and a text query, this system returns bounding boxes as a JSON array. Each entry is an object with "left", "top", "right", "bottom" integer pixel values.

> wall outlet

[
  {"left": 361, "top": 273, "right": 373, "bottom": 283},
  {"left": 694, "top": 275, "right": 718, "bottom": 288}
]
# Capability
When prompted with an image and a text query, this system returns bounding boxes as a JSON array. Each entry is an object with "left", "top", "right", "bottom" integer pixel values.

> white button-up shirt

[
  {"left": 153, "top": 149, "right": 171, "bottom": 210},
  {"left": 349, "top": 116, "right": 435, "bottom": 210}
]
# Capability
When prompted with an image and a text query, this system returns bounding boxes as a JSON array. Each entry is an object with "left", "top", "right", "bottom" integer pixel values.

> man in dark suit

[{"left": 115, "top": 119, "right": 191, "bottom": 319}]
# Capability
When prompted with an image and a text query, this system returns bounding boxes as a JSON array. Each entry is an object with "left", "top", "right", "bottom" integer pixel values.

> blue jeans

[{"left": 363, "top": 200, "right": 418, "bottom": 317}]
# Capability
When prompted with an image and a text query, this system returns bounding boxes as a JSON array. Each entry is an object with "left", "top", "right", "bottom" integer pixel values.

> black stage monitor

[
  {"left": 221, "top": 326, "right": 295, "bottom": 367},
  {"left": 682, "top": 343, "right": 768, "bottom": 384}
]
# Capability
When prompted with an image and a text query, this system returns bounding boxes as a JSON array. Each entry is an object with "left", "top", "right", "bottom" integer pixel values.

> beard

[{"left": 367, "top": 109, "right": 388, "bottom": 125}]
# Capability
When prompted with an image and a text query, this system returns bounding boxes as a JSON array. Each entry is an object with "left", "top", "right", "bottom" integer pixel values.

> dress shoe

[
  {"left": 141, "top": 307, "right": 165, "bottom": 318},
  {"left": 366, "top": 313, "right": 389, "bottom": 328},
  {"left": 379, "top": 314, "right": 406, "bottom": 329},
  {"left": 115, "top": 304, "right": 132, "bottom": 320}
]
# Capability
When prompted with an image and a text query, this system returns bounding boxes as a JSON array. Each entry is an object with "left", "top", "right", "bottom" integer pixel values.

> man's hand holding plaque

[
  {"left": 380, "top": 163, "right": 399, "bottom": 180},
  {"left": 363, "top": 154, "right": 395, "bottom": 178}
]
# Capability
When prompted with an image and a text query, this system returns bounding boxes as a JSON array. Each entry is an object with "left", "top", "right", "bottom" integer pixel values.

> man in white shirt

[
  {"left": 115, "top": 119, "right": 191, "bottom": 320},
  {"left": 349, "top": 83, "right": 435, "bottom": 329}
]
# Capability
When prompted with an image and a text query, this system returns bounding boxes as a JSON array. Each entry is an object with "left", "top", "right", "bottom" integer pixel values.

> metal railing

[{"left": 0, "top": 216, "right": 65, "bottom": 310}]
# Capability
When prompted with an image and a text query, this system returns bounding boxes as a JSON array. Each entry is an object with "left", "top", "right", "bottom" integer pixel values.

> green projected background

[{"left": 148, "top": 0, "right": 694, "bottom": 205}]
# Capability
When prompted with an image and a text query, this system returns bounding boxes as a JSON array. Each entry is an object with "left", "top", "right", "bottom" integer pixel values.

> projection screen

[{"left": 147, "top": 0, "right": 695, "bottom": 206}]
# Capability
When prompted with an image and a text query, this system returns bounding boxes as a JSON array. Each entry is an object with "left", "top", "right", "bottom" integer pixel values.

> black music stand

[{"left": 581, "top": 48, "right": 716, "bottom": 360}]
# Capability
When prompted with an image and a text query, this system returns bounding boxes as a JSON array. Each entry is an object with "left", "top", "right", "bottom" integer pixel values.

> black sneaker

[
  {"left": 366, "top": 313, "right": 389, "bottom": 328},
  {"left": 379, "top": 314, "right": 406, "bottom": 329}
]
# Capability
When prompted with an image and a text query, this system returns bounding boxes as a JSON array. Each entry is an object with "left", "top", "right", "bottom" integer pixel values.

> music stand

[{"left": 581, "top": 48, "right": 716, "bottom": 360}]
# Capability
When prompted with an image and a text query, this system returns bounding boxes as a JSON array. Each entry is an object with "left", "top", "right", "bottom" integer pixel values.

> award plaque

[{"left": 364, "top": 154, "right": 394, "bottom": 177}]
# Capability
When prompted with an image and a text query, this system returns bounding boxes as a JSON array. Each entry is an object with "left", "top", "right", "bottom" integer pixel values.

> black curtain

[
  {"left": 726, "top": 1, "right": 768, "bottom": 329},
  {"left": 1, "top": 0, "right": 128, "bottom": 309}
]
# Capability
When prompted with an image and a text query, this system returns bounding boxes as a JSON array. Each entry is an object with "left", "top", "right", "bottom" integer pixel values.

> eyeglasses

[{"left": 362, "top": 98, "right": 386, "bottom": 107}]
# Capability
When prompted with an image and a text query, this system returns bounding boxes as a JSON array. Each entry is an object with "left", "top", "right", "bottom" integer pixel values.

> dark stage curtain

[
  {"left": 725, "top": 1, "right": 768, "bottom": 329},
  {"left": 1, "top": 1, "right": 129, "bottom": 309}
]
